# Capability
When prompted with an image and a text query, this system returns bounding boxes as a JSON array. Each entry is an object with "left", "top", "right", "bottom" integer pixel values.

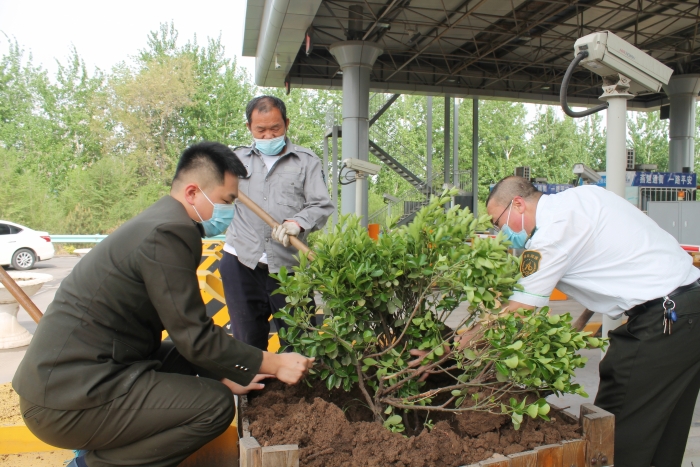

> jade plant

[{"left": 274, "top": 190, "right": 606, "bottom": 431}]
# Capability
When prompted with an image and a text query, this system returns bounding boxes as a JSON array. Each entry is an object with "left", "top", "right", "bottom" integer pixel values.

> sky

[{"left": 0, "top": 0, "right": 256, "bottom": 76}]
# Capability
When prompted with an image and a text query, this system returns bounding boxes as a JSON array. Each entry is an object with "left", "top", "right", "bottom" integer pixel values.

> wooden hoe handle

[
  {"left": 236, "top": 192, "right": 313, "bottom": 257},
  {"left": 0, "top": 267, "right": 44, "bottom": 324}
]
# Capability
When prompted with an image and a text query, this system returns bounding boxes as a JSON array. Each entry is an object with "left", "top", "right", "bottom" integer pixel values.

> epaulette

[{"left": 291, "top": 145, "right": 320, "bottom": 159}]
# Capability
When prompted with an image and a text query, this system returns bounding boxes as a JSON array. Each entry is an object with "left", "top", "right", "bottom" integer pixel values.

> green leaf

[
  {"left": 326, "top": 374, "right": 336, "bottom": 390},
  {"left": 507, "top": 340, "right": 523, "bottom": 350},
  {"left": 363, "top": 358, "right": 378, "bottom": 366},
  {"left": 504, "top": 355, "right": 519, "bottom": 369},
  {"left": 384, "top": 405, "right": 393, "bottom": 414},
  {"left": 495, "top": 362, "right": 508, "bottom": 376},
  {"left": 385, "top": 415, "right": 402, "bottom": 426},
  {"left": 526, "top": 404, "right": 538, "bottom": 419}
]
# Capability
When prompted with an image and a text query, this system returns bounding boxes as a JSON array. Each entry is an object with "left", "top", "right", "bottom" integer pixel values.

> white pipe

[{"left": 599, "top": 84, "right": 633, "bottom": 342}]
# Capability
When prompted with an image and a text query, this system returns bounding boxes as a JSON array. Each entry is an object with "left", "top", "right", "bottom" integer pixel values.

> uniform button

[
  {"left": 234, "top": 365, "right": 240, "bottom": 369},
  {"left": 264, "top": 197, "right": 267, "bottom": 200}
]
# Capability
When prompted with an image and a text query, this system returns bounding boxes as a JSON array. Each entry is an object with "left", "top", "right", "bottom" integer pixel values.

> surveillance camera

[
  {"left": 573, "top": 163, "right": 602, "bottom": 183},
  {"left": 383, "top": 193, "right": 400, "bottom": 203},
  {"left": 343, "top": 158, "right": 381, "bottom": 176},
  {"left": 275, "top": 55, "right": 281, "bottom": 70},
  {"left": 574, "top": 31, "right": 673, "bottom": 93}
]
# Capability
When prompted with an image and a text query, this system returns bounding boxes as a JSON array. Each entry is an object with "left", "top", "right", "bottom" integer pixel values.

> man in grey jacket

[{"left": 221, "top": 95, "right": 334, "bottom": 351}]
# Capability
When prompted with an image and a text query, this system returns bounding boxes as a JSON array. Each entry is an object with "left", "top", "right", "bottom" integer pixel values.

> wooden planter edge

[{"left": 239, "top": 403, "right": 614, "bottom": 467}]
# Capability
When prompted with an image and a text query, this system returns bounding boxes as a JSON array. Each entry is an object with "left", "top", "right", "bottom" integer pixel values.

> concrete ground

[{"left": 2, "top": 256, "right": 700, "bottom": 465}]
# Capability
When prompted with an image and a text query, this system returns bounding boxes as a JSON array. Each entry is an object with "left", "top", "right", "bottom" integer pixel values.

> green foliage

[
  {"left": 275, "top": 190, "right": 604, "bottom": 431},
  {"left": 628, "top": 111, "right": 669, "bottom": 170}
]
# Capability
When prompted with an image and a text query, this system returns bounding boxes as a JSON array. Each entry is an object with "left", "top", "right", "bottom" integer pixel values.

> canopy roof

[{"left": 244, "top": 0, "right": 700, "bottom": 110}]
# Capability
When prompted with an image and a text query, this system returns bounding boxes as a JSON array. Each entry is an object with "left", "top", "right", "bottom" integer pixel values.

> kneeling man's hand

[
  {"left": 220, "top": 374, "right": 273, "bottom": 395},
  {"left": 260, "top": 351, "right": 314, "bottom": 385}
]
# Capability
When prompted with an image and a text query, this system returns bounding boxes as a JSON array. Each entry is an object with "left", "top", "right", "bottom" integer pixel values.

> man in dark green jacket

[{"left": 12, "top": 141, "right": 314, "bottom": 467}]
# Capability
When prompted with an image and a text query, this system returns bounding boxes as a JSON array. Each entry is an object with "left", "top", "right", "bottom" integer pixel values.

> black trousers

[
  {"left": 220, "top": 252, "right": 318, "bottom": 352},
  {"left": 220, "top": 252, "right": 293, "bottom": 351},
  {"left": 19, "top": 343, "right": 234, "bottom": 467},
  {"left": 595, "top": 284, "right": 700, "bottom": 467}
]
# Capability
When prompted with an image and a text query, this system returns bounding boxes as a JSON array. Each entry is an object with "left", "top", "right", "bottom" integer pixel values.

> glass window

[
  {"left": 8, "top": 225, "right": 23, "bottom": 234},
  {"left": 0, "top": 224, "right": 10, "bottom": 235}
]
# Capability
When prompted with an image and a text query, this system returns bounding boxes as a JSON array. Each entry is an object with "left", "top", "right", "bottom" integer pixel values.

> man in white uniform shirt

[{"left": 486, "top": 176, "right": 700, "bottom": 467}]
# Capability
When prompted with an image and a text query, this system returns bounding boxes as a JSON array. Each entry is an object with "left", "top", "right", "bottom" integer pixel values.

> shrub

[{"left": 274, "top": 190, "right": 605, "bottom": 431}]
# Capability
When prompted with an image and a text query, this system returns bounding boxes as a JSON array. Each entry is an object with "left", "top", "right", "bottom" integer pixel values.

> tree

[{"left": 628, "top": 110, "right": 669, "bottom": 170}]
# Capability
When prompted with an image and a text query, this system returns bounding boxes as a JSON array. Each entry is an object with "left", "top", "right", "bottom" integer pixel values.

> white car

[{"left": 0, "top": 220, "right": 55, "bottom": 270}]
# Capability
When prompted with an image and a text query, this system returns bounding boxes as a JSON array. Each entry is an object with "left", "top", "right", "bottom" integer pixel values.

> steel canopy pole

[
  {"left": 472, "top": 98, "right": 479, "bottom": 216},
  {"left": 453, "top": 98, "right": 460, "bottom": 191},
  {"left": 444, "top": 95, "right": 451, "bottom": 189},
  {"left": 427, "top": 96, "right": 433, "bottom": 194}
]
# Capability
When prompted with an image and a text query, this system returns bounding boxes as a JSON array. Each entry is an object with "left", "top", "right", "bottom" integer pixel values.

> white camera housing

[
  {"left": 573, "top": 163, "right": 602, "bottom": 183},
  {"left": 343, "top": 158, "right": 381, "bottom": 176},
  {"left": 574, "top": 31, "right": 673, "bottom": 93}
]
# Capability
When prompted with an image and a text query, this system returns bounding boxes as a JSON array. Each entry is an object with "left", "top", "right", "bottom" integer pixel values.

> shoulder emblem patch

[{"left": 520, "top": 250, "right": 541, "bottom": 277}]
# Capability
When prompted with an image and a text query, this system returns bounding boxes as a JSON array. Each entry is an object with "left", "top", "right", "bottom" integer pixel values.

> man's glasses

[{"left": 492, "top": 200, "right": 513, "bottom": 233}]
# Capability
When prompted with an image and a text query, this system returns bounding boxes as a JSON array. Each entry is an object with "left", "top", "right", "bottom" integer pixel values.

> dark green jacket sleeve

[{"left": 138, "top": 221, "right": 263, "bottom": 385}]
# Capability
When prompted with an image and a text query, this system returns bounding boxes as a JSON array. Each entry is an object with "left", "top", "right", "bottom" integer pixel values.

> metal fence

[
  {"left": 639, "top": 187, "right": 697, "bottom": 212},
  {"left": 50, "top": 235, "right": 227, "bottom": 243}
]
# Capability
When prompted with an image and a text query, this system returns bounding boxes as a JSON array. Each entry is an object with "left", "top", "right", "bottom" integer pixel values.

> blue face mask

[
  {"left": 192, "top": 189, "right": 235, "bottom": 237},
  {"left": 254, "top": 134, "right": 286, "bottom": 156},
  {"left": 501, "top": 204, "right": 529, "bottom": 249}
]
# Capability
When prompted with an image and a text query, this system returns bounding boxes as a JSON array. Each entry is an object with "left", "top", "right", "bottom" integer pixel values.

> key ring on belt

[
  {"left": 662, "top": 295, "right": 678, "bottom": 335},
  {"left": 662, "top": 296, "right": 676, "bottom": 314}
]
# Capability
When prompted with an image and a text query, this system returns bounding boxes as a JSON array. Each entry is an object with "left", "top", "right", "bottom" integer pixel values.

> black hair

[
  {"left": 245, "top": 95, "right": 287, "bottom": 124},
  {"left": 173, "top": 141, "right": 247, "bottom": 186},
  {"left": 486, "top": 175, "right": 540, "bottom": 207}
]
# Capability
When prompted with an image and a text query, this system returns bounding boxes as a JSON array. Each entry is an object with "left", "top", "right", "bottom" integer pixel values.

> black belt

[{"left": 626, "top": 279, "right": 700, "bottom": 318}]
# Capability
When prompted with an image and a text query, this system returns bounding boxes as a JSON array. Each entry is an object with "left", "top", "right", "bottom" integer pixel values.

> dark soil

[{"left": 246, "top": 379, "right": 581, "bottom": 467}]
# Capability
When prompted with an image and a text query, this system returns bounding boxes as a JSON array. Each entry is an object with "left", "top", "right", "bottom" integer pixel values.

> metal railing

[
  {"left": 456, "top": 170, "right": 473, "bottom": 193},
  {"left": 49, "top": 235, "right": 227, "bottom": 243},
  {"left": 369, "top": 172, "right": 444, "bottom": 226}
]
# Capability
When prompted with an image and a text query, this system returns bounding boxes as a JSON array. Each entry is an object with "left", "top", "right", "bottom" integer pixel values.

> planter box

[{"left": 239, "top": 403, "right": 614, "bottom": 467}]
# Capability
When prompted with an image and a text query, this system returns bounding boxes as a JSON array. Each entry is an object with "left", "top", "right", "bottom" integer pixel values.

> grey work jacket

[{"left": 226, "top": 139, "right": 334, "bottom": 273}]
